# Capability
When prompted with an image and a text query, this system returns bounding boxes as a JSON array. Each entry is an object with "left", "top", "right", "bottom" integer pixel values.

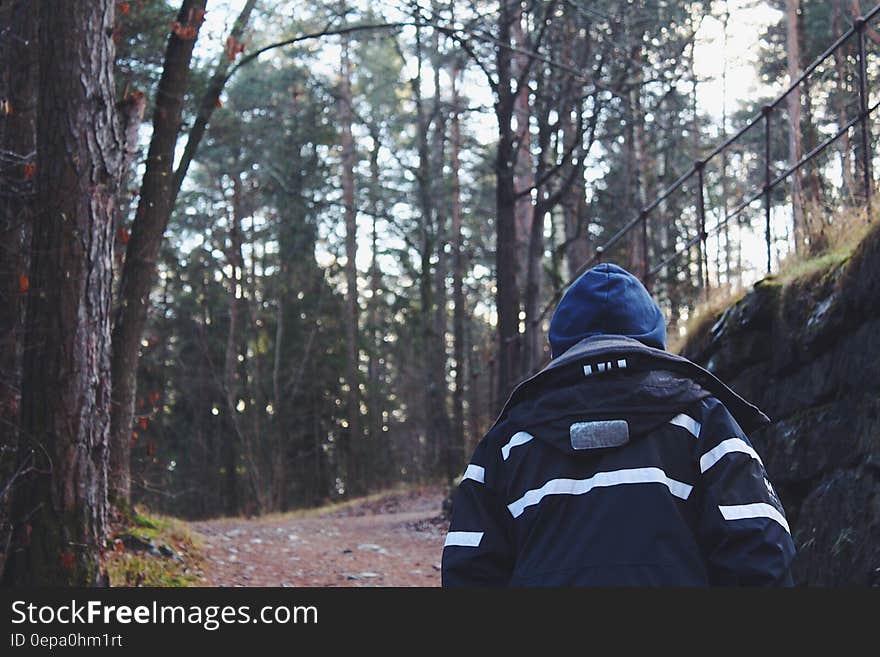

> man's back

[{"left": 442, "top": 265, "right": 795, "bottom": 586}]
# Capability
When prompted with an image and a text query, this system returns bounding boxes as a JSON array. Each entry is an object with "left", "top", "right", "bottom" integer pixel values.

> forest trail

[{"left": 193, "top": 486, "right": 449, "bottom": 587}]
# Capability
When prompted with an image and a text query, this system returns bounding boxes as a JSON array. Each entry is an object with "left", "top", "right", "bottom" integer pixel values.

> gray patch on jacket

[{"left": 569, "top": 420, "right": 630, "bottom": 450}]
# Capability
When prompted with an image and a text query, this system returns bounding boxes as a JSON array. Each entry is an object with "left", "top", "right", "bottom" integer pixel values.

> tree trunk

[
  {"left": 114, "top": 91, "right": 146, "bottom": 240},
  {"left": 522, "top": 87, "right": 551, "bottom": 376},
  {"left": 3, "top": 0, "right": 121, "bottom": 586},
  {"left": 562, "top": 101, "right": 590, "bottom": 279},
  {"left": 339, "top": 14, "right": 361, "bottom": 494},
  {"left": 833, "top": 0, "right": 857, "bottom": 205},
  {"left": 0, "top": 0, "right": 37, "bottom": 478},
  {"left": 632, "top": 39, "right": 651, "bottom": 279},
  {"left": 412, "top": 21, "right": 434, "bottom": 476},
  {"left": 222, "top": 192, "right": 243, "bottom": 516},
  {"left": 448, "top": 63, "right": 466, "bottom": 479},
  {"left": 523, "top": 203, "right": 545, "bottom": 375},
  {"left": 786, "top": 0, "right": 805, "bottom": 254},
  {"left": 367, "top": 129, "right": 386, "bottom": 487},
  {"left": 720, "top": 1, "right": 733, "bottom": 286},
  {"left": 512, "top": 7, "right": 534, "bottom": 296},
  {"left": 494, "top": 1, "right": 520, "bottom": 408},
  {"left": 429, "top": 25, "right": 451, "bottom": 479},
  {"left": 109, "top": 0, "right": 207, "bottom": 507}
]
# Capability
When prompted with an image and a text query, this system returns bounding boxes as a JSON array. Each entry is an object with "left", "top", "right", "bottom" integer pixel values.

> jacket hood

[
  {"left": 548, "top": 263, "right": 666, "bottom": 358},
  {"left": 504, "top": 368, "right": 712, "bottom": 456},
  {"left": 490, "top": 335, "right": 770, "bottom": 457}
]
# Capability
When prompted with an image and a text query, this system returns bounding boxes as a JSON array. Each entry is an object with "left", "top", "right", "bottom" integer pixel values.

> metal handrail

[
  {"left": 533, "top": 5, "right": 879, "bottom": 330},
  {"left": 497, "top": 5, "right": 880, "bottom": 397}
]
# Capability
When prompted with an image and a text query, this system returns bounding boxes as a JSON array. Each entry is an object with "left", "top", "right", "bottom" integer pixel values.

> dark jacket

[{"left": 442, "top": 265, "right": 795, "bottom": 587}]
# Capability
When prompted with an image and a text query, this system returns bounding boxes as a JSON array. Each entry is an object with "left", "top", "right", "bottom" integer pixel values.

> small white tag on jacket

[{"left": 570, "top": 420, "right": 630, "bottom": 450}]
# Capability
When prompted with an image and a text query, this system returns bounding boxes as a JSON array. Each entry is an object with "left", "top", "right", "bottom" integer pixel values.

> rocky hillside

[{"left": 680, "top": 225, "right": 880, "bottom": 586}]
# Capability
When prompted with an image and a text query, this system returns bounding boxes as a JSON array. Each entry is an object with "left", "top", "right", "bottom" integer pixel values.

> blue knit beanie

[{"left": 548, "top": 263, "right": 667, "bottom": 358}]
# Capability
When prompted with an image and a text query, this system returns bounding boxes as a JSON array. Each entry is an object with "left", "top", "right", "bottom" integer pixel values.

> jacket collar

[{"left": 494, "top": 335, "right": 770, "bottom": 434}]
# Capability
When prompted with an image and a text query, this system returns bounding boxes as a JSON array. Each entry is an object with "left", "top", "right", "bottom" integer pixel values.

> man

[{"left": 442, "top": 263, "right": 795, "bottom": 586}]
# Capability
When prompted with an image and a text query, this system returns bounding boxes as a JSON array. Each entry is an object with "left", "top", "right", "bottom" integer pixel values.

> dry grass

[
  {"left": 673, "top": 204, "right": 877, "bottom": 352},
  {"left": 774, "top": 205, "right": 876, "bottom": 286},
  {"left": 667, "top": 284, "right": 747, "bottom": 354}
]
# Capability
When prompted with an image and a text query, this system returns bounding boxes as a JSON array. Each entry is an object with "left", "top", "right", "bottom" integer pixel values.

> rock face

[{"left": 680, "top": 228, "right": 880, "bottom": 586}]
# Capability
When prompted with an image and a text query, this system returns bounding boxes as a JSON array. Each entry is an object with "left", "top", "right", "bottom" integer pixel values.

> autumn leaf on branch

[
  {"left": 59, "top": 551, "right": 76, "bottom": 571},
  {"left": 170, "top": 22, "right": 198, "bottom": 40},
  {"left": 225, "top": 36, "right": 247, "bottom": 62}
]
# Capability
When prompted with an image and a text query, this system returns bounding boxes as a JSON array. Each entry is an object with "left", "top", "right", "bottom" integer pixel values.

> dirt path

[{"left": 192, "top": 486, "right": 449, "bottom": 587}]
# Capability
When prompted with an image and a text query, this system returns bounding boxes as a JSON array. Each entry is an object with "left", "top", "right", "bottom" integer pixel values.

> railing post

[
  {"left": 488, "top": 356, "right": 496, "bottom": 419},
  {"left": 856, "top": 16, "right": 873, "bottom": 220},
  {"left": 695, "top": 160, "right": 709, "bottom": 301},
  {"left": 640, "top": 208, "right": 650, "bottom": 289},
  {"left": 762, "top": 104, "right": 773, "bottom": 274}
]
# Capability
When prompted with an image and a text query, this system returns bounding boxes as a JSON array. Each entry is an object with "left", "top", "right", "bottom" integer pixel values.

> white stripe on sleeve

[
  {"left": 462, "top": 464, "right": 485, "bottom": 484},
  {"left": 444, "top": 531, "right": 484, "bottom": 548},
  {"left": 719, "top": 503, "right": 790, "bottom": 534},
  {"left": 669, "top": 413, "right": 701, "bottom": 439},
  {"left": 700, "top": 438, "right": 764, "bottom": 474},
  {"left": 501, "top": 431, "right": 534, "bottom": 460}
]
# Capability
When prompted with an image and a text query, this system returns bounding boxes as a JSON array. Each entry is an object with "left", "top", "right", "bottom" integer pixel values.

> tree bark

[
  {"left": 222, "top": 177, "right": 244, "bottom": 516},
  {"left": 339, "top": 11, "right": 361, "bottom": 494},
  {"left": 114, "top": 91, "right": 146, "bottom": 239},
  {"left": 3, "top": 0, "right": 121, "bottom": 586},
  {"left": 522, "top": 72, "right": 552, "bottom": 376},
  {"left": 834, "top": 1, "right": 857, "bottom": 205},
  {"left": 429, "top": 24, "right": 451, "bottom": 479},
  {"left": 366, "top": 127, "right": 388, "bottom": 488},
  {"left": 561, "top": 98, "right": 590, "bottom": 279},
  {"left": 625, "top": 14, "right": 650, "bottom": 279},
  {"left": 512, "top": 7, "right": 534, "bottom": 295},
  {"left": 0, "top": 0, "right": 37, "bottom": 477},
  {"left": 109, "top": 0, "right": 207, "bottom": 507},
  {"left": 448, "top": 62, "right": 466, "bottom": 479},
  {"left": 494, "top": 1, "right": 520, "bottom": 407},
  {"left": 786, "top": 0, "right": 805, "bottom": 254}
]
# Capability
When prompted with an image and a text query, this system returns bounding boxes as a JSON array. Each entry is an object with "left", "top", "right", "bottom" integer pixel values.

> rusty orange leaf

[{"left": 60, "top": 551, "right": 75, "bottom": 571}]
